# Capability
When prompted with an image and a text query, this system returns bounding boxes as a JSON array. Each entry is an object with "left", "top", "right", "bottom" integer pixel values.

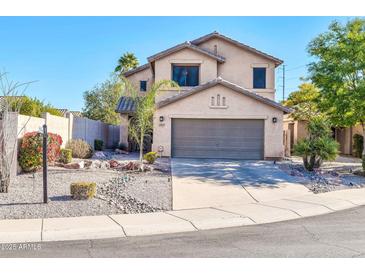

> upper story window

[
  {"left": 172, "top": 65, "right": 199, "bottom": 87},
  {"left": 253, "top": 67, "right": 266, "bottom": 89},
  {"left": 140, "top": 80, "right": 147, "bottom": 92}
]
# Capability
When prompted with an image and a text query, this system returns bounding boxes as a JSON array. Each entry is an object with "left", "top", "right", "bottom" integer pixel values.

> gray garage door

[{"left": 171, "top": 119, "right": 264, "bottom": 160}]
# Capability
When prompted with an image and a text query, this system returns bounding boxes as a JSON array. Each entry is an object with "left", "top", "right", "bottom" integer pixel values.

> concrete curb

[{"left": 1, "top": 188, "right": 365, "bottom": 243}]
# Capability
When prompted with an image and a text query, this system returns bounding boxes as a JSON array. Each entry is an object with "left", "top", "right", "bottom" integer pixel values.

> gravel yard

[
  {"left": 0, "top": 154, "right": 172, "bottom": 220},
  {"left": 278, "top": 156, "right": 365, "bottom": 193}
]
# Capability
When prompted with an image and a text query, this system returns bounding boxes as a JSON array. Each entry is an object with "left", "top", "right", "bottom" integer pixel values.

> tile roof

[
  {"left": 191, "top": 31, "right": 283, "bottom": 66},
  {"left": 147, "top": 41, "right": 225, "bottom": 63},
  {"left": 156, "top": 77, "right": 292, "bottom": 113},
  {"left": 115, "top": 96, "right": 136, "bottom": 114},
  {"left": 55, "top": 109, "right": 83, "bottom": 117},
  {"left": 123, "top": 63, "right": 151, "bottom": 77}
]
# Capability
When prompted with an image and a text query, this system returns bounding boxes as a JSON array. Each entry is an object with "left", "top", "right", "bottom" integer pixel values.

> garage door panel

[{"left": 172, "top": 119, "right": 264, "bottom": 160}]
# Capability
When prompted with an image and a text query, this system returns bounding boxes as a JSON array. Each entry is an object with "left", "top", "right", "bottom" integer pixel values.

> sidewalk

[{"left": 1, "top": 188, "right": 365, "bottom": 243}]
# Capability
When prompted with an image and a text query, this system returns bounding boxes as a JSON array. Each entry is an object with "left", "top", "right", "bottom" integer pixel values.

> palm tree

[{"left": 115, "top": 52, "right": 139, "bottom": 74}]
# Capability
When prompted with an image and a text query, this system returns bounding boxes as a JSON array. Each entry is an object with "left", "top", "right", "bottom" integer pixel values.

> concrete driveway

[{"left": 172, "top": 158, "right": 311, "bottom": 209}]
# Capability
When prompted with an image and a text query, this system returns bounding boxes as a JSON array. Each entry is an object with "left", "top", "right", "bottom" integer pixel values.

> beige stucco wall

[
  {"left": 197, "top": 38, "right": 276, "bottom": 100},
  {"left": 17, "top": 114, "right": 45, "bottom": 137},
  {"left": 43, "top": 113, "right": 71, "bottom": 147},
  {"left": 152, "top": 84, "right": 284, "bottom": 159},
  {"left": 337, "top": 124, "right": 363, "bottom": 155},
  {"left": 18, "top": 113, "right": 70, "bottom": 148},
  {"left": 119, "top": 114, "right": 129, "bottom": 147},
  {"left": 126, "top": 67, "right": 153, "bottom": 95},
  {"left": 154, "top": 48, "right": 218, "bottom": 101},
  {"left": 283, "top": 118, "right": 308, "bottom": 145}
]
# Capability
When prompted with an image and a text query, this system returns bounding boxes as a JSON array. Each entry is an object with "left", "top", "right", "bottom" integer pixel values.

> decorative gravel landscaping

[
  {"left": 278, "top": 156, "right": 365, "bottom": 193},
  {"left": 0, "top": 154, "right": 172, "bottom": 219}
]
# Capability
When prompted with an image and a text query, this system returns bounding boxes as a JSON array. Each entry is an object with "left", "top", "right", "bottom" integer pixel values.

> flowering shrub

[{"left": 18, "top": 131, "right": 63, "bottom": 172}]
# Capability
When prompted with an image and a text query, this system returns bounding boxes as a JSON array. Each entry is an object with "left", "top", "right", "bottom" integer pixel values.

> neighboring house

[
  {"left": 56, "top": 108, "right": 83, "bottom": 118},
  {"left": 116, "top": 31, "right": 291, "bottom": 160},
  {"left": 284, "top": 116, "right": 363, "bottom": 156}
]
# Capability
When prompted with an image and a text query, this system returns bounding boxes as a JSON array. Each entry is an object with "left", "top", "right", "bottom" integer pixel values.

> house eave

[{"left": 157, "top": 77, "right": 291, "bottom": 114}]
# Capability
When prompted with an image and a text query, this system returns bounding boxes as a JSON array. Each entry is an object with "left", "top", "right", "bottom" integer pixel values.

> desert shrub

[
  {"left": 70, "top": 182, "right": 96, "bottom": 200},
  {"left": 18, "top": 132, "right": 62, "bottom": 172},
  {"left": 66, "top": 139, "right": 93, "bottom": 159},
  {"left": 94, "top": 139, "right": 104, "bottom": 151},
  {"left": 143, "top": 151, "right": 158, "bottom": 164},
  {"left": 294, "top": 117, "right": 339, "bottom": 171},
  {"left": 59, "top": 148, "right": 72, "bottom": 164},
  {"left": 353, "top": 134, "right": 364, "bottom": 158}
]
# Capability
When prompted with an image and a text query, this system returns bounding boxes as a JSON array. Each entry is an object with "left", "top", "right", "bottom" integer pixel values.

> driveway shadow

[{"left": 171, "top": 158, "right": 310, "bottom": 188}]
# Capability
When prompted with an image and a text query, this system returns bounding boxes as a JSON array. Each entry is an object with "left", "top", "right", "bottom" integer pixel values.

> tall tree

[
  {"left": 82, "top": 75, "right": 123, "bottom": 125},
  {"left": 122, "top": 78, "right": 178, "bottom": 171},
  {"left": 282, "top": 82, "right": 321, "bottom": 121},
  {"left": 115, "top": 52, "right": 139, "bottom": 74},
  {"left": 307, "top": 18, "right": 365, "bottom": 167}
]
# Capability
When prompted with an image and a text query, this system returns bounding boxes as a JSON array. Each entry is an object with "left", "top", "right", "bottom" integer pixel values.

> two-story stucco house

[{"left": 116, "top": 32, "right": 291, "bottom": 160}]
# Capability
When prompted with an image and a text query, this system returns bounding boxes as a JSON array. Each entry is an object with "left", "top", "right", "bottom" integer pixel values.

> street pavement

[{"left": 2, "top": 205, "right": 365, "bottom": 258}]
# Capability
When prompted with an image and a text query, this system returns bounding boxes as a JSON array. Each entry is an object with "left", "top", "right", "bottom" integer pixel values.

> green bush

[
  {"left": 18, "top": 132, "right": 63, "bottom": 172},
  {"left": 294, "top": 117, "right": 339, "bottom": 171},
  {"left": 59, "top": 148, "right": 72, "bottom": 164},
  {"left": 94, "top": 139, "right": 104, "bottom": 151},
  {"left": 353, "top": 134, "right": 364, "bottom": 158},
  {"left": 66, "top": 139, "right": 93, "bottom": 159},
  {"left": 70, "top": 182, "right": 96, "bottom": 200},
  {"left": 143, "top": 151, "right": 158, "bottom": 164},
  {"left": 10, "top": 96, "right": 63, "bottom": 117}
]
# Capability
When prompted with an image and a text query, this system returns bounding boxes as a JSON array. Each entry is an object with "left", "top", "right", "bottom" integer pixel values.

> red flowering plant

[{"left": 18, "top": 131, "right": 63, "bottom": 172}]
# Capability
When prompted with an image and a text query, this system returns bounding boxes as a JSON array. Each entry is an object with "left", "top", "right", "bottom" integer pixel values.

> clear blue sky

[{"left": 0, "top": 16, "right": 357, "bottom": 110}]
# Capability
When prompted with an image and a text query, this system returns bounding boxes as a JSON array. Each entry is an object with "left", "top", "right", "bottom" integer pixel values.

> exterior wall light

[
  {"left": 159, "top": 116, "right": 164, "bottom": 122},
  {"left": 272, "top": 117, "right": 278, "bottom": 123}
]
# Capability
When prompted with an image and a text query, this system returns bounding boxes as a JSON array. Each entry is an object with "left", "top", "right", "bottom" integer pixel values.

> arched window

[
  {"left": 211, "top": 96, "right": 215, "bottom": 106},
  {"left": 217, "top": 94, "right": 220, "bottom": 106}
]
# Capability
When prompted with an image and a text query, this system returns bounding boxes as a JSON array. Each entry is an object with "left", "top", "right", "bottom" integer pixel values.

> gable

[
  {"left": 157, "top": 84, "right": 284, "bottom": 118},
  {"left": 153, "top": 47, "right": 219, "bottom": 84},
  {"left": 157, "top": 78, "right": 291, "bottom": 113},
  {"left": 191, "top": 32, "right": 283, "bottom": 66},
  {"left": 199, "top": 37, "right": 277, "bottom": 66},
  {"left": 147, "top": 42, "right": 225, "bottom": 63}
]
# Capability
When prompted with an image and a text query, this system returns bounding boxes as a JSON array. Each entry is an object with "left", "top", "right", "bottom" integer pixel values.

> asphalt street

[{"left": 2, "top": 205, "right": 365, "bottom": 258}]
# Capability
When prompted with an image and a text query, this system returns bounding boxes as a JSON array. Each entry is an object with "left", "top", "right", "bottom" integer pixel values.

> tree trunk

[
  {"left": 303, "top": 155, "right": 315, "bottom": 171},
  {"left": 314, "top": 156, "right": 323, "bottom": 169},
  {"left": 0, "top": 177, "right": 10, "bottom": 193},
  {"left": 139, "top": 133, "right": 144, "bottom": 172},
  {"left": 361, "top": 122, "right": 365, "bottom": 171}
]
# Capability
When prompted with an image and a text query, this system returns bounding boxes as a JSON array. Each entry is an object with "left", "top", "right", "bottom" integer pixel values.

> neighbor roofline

[
  {"left": 157, "top": 77, "right": 292, "bottom": 113},
  {"left": 123, "top": 63, "right": 151, "bottom": 77},
  {"left": 191, "top": 31, "right": 283, "bottom": 66}
]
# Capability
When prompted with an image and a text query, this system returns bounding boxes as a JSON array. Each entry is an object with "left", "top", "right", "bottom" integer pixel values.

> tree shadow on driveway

[{"left": 171, "top": 158, "right": 310, "bottom": 189}]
